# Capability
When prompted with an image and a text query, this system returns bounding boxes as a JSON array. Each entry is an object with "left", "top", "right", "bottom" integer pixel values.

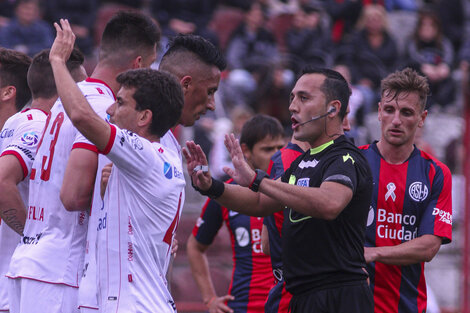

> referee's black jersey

[{"left": 281, "top": 135, "right": 373, "bottom": 295}]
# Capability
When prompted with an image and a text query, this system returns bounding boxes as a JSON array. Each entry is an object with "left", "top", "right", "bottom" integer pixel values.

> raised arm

[{"left": 49, "top": 19, "right": 110, "bottom": 151}]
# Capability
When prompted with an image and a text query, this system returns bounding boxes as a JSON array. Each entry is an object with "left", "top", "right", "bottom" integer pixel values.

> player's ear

[
  {"left": 138, "top": 109, "right": 152, "bottom": 128},
  {"left": 418, "top": 110, "right": 427, "bottom": 128},
  {"left": 132, "top": 56, "right": 143, "bottom": 69},
  {"left": 0, "top": 85, "right": 16, "bottom": 102},
  {"left": 377, "top": 102, "right": 382, "bottom": 121},
  {"left": 240, "top": 143, "right": 251, "bottom": 160},
  {"left": 180, "top": 76, "right": 192, "bottom": 93}
]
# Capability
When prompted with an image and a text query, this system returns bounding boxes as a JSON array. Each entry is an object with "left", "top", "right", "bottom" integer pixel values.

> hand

[
  {"left": 100, "top": 163, "right": 113, "bottom": 199},
  {"left": 206, "top": 294, "right": 235, "bottom": 313},
  {"left": 171, "top": 238, "right": 178, "bottom": 257},
  {"left": 50, "top": 19, "right": 75, "bottom": 65},
  {"left": 223, "top": 134, "right": 255, "bottom": 187},
  {"left": 183, "top": 141, "right": 212, "bottom": 191}
]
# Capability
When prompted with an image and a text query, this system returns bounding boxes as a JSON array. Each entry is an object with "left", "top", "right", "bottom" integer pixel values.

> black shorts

[{"left": 289, "top": 281, "right": 373, "bottom": 313}]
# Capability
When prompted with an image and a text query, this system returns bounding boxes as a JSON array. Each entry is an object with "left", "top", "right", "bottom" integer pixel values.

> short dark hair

[
  {"left": 0, "top": 48, "right": 32, "bottom": 110},
  {"left": 28, "top": 48, "right": 84, "bottom": 99},
  {"left": 381, "top": 67, "right": 429, "bottom": 110},
  {"left": 160, "top": 34, "right": 226, "bottom": 72},
  {"left": 240, "top": 114, "right": 284, "bottom": 150},
  {"left": 301, "top": 66, "right": 351, "bottom": 119},
  {"left": 116, "top": 69, "right": 184, "bottom": 137},
  {"left": 100, "top": 11, "right": 160, "bottom": 64}
]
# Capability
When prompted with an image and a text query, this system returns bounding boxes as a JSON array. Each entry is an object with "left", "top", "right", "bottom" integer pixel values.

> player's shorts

[
  {"left": 8, "top": 277, "right": 79, "bottom": 313},
  {"left": 288, "top": 281, "right": 373, "bottom": 313}
]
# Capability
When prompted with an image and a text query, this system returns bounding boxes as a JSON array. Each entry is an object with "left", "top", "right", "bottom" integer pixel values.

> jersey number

[
  {"left": 163, "top": 192, "right": 182, "bottom": 249},
  {"left": 32, "top": 112, "right": 65, "bottom": 181}
]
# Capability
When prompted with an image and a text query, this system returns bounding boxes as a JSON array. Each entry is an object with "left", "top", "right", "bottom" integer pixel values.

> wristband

[
  {"left": 191, "top": 177, "right": 225, "bottom": 199},
  {"left": 249, "top": 169, "right": 268, "bottom": 192}
]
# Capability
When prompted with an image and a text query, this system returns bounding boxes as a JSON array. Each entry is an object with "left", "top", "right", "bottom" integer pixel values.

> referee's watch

[{"left": 249, "top": 169, "right": 269, "bottom": 192}]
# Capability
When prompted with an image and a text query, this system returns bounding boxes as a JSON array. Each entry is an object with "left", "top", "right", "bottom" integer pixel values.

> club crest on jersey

[
  {"left": 131, "top": 137, "right": 143, "bottom": 150},
  {"left": 299, "top": 159, "right": 319, "bottom": 169},
  {"left": 409, "top": 181, "right": 428, "bottom": 202},
  {"left": 296, "top": 178, "right": 310, "bottom": 187}
]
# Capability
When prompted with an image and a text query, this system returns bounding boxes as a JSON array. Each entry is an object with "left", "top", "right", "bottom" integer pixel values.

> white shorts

[{"left": 8, "top": 277, "right": 79, "bottom": 313}]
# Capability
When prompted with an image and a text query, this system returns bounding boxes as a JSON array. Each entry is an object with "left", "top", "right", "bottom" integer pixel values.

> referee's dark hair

[
  {"left": 240, "top": 114, "right": 284, "bottom": 150},
  {"left": 301, "top": 66, "right": 351, "bottom": 120},
  {"left": 116, "top": 69, "right": 184, "bottom": 137},
  {"left": 100, "top": 11, "right": 160, "bottom": 66},
  {"left": 160, "top": 34, "right": 226, "bottom": 72},
  {"left": 0, "top": 48, "right": 31, "bottom": 111},
  {"left": 28, "top": 48, "right": 85, "bottom": 100}
]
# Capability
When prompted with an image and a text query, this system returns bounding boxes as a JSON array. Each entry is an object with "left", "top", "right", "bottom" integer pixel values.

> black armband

[
  {"left": 191, "top": 177, "right": 225, "bottom": 199},
  {"left": 249, "top": 169, "right": 269, "bottom": 192}
]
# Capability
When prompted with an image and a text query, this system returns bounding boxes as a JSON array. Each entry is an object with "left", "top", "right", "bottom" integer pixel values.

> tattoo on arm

[{"left": 0, "top": 208, "right": 25, "bottom": 235}]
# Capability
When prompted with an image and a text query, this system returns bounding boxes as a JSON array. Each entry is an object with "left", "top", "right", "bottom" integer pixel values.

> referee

[{"left": 184, "top": 67, "right": 374, "bottom": 312}]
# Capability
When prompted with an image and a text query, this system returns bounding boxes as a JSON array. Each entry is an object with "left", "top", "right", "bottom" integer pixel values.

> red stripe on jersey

[
  {"left": 163, "top": 193, "right": 182, "bottom": 248},
  {"left": 420, "top": 151, "right": 452, "bottom": 241},
  {"left": 1, "top": 150, "right": 28, "bottom": 179},
  {"left": 373, "top": 160, "right": 409, "bottom": 312},
  {"left": 86, "top": 77, "right": 116, "bottom": 100},
  {"left": 267, "top": 160, "right": 274, "bottom": 176},
  {"left": 417, "top": 264, "right": 427, "bottom": 313},
  {"left": 72, "top": 142, "right": 99, "bottom": 153},
  {"left": 100, "top": 124, "right": 116, "bottom": 155},
  {"left": 224, "top": 208, "right": 237, "bottom": 299},
  {"left": 274, "top": 210, "right": 283, "bottom": 238},
  {"left": 246, "top": 216, "right": 272, "bottom": 312},
  {"left": 279, "top": 282, "right": 292, "bottom": 312}
]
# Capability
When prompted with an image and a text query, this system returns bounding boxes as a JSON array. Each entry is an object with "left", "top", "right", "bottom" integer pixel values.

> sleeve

[
  {"left": 72, "top": 93, "right": 114, "bottom": 152},
  {"left": 418, "top": 162, "right": 452, "bottom": 244},
  {"left": 191, "top": 198, "right": 224, "bottom": 245},
  {"left": 321, "top": 150, "right": 359, "bottom": 193},
  {"left": 0, "top": 119, "right": 44, "bottom": 179},
  {"left": 100, "top": 124, "right": 156, "bottom": 179}
]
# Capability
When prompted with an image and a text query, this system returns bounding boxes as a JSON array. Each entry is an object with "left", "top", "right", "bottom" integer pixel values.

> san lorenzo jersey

[
  {"left": 192, "top": 180, "right": 273, "bottom": 313},
  {"left": 0, "top": 108, "right": 47, "bottom": 311},
  {"left": 281, "top": 136, "right": 372, "bottom": 295},
  {"left": 7, "top": 78, "right": 115, "bottom": 287},
  {"left": 359, "top": 143, "right": 452, "bottom": 313},
  {"left": 263, "top": 142, "right": 303, "bottom": 313},
  {"left": 97, "top": 124, "right": 185, "bottom": 313}
]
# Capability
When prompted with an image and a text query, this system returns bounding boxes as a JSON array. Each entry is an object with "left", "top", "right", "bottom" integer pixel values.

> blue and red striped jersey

[
  {"left": 192, "top": 179, "right": 272, "bottom": 313},
  {"left": 263, "top": 142, "right": 304, "bottom": 313},
  {"left": 359, "top": 143, "right": 452, "bottom": 313}
]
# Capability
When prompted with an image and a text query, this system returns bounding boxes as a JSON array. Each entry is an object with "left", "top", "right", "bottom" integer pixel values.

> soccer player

[
  {"left": 49, "top": 19, "right": 185, "bottom": 312},
  {"left": 262, "top": 106, "right": 352, "bottom": 313},
  {"left": 187, "top": 114, "right": 285, "bottom": 313},
  {"left": 7, "top": 12, "right": 160, "bottom": 313},
  {"left": 359, "top": 68, "right": 452, "bottom": 313},
  {"left": 184, "top": 67, "right": 374, "bottom": 312},
  {"left": 0, "top": 48, "right": 31, "bottom": 313},
  {"left": 0, "top": 48, "right": 85, "bottom": 313}
]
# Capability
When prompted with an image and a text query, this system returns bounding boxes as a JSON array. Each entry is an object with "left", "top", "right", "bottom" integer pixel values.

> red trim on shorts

[
  {"left": 100, "top": 124, "right": 116, "bottom": 155},
  {"left": 1, "top": 150, "right": 28, "bottom": 179},
  {"left": 86, "top": 77, "right": 116, "bottom": 100},
  {"left": 6, "top": 275, "right": 79, "bottom": 288},
  {"left": 72, "top": 142, "right": 99, "bottom": 153}
]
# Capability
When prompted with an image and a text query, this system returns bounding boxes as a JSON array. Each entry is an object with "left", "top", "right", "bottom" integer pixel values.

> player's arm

[
  {"left": 0, "top": 155, "right": 27, "bottom": 235},
  {"left": 49, "top": 19, "right": 110, "bottom": 151},
  {"left": 60, "top": 149, "right": 98, "bottom": 211},
  {"left": 187, "top": 234, "right": 234, "bottom": 313},
  {"left": 364, "top": 234, "right": 442, "bottom": 265},
  {"left": 261, "top": 224, "right": 270, "bottom": 255}
]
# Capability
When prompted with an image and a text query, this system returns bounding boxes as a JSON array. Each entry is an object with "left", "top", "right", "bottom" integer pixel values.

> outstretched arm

[
  {"left": 49, "top": 19, "right": 110, "bottom": 151},
  {"left": 187, "top": 235, "right": 235, "bottom": 313}
]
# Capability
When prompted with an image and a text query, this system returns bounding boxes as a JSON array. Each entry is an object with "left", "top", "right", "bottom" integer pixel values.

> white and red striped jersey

[
  {"left": 7, "top": 78, "right": 115, "bottom": 288},
  {"left": 97, "top": 124, "right": 185, "bottom": 313},
  {"left": 0, "top": 108, "right": 48, "bottom": 311}
]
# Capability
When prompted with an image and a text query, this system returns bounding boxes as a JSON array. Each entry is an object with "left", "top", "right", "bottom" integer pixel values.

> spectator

[
  {"left": 350, "top": 4, "right": 398, "bottom": 90},
  {"left": 405, "top": 8, "right": 456, "bottom": 109},
  {"left": 43, "top": 0, "right": 98, "bottom": 56},
  {"left": 0, "top": 0, "right": 53, "bottom": 57}
]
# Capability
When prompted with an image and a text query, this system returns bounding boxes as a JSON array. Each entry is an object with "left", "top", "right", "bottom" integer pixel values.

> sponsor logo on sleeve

[
  {"left": 432, "top": 207, "right": 452, "bottom": 225},
  {"left": 196, "top": 217, "right": 204, "bottom": 228},
  {"left": 409, "top": 182, "right": 428, "bottom": 202},
  {"left": 7, "top": 144, "right": 34, "bottom": 160},
  {"left": 131, "top": 137, "right": 143, "bottom": 150},
  {"left": 0, "top": 128, "right": 14, "bottom": 138}
]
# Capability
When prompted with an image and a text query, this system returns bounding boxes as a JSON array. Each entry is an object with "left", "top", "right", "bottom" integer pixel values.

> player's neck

[
  {"left": 0, "top": 101, "right": 17, "bottom": 129},
  {"left": 30, "top": 97, "right": 57, "bottom": 114},
  {"left": 89, "top": 64, "right": 123, "bottom": 95},
  {"left": 376, "top": 140, "right": 414, "bottom": 164}
]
